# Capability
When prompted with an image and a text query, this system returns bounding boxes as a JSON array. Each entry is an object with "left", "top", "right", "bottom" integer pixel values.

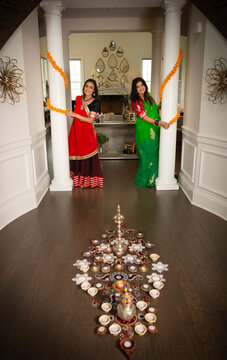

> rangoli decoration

[
  {"left": 159, "top": 48, "right": 183, "bottom": 125},
  {"left": 72, "top": 205, "right": 169, "bottom": 358},
  {"left": 205, "top": 57, "right": 227, "bottom": 104},
  {"left": 0, "top": 56, "right": 25, "bottom": 104}
]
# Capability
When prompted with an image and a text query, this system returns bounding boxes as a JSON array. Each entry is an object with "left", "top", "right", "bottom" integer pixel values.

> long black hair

[
  {"left": 82, "top": 79, "right": 99, "bottom": 100},
  {"left": 130, "top": 77, "right": 155, "bottom": 106}
]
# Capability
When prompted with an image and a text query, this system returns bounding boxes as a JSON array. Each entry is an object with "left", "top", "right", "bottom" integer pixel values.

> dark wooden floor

[{"left": 0, "top": 160, "right": 227, "bottom": 360}]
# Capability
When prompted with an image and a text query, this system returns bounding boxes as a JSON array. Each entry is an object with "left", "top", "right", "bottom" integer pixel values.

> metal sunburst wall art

[
  {"left": 205, "top": 57, "right": 227, "bottom": 104},
  {"left": 0, "top": 56, "right": 26, "bottom": 105}
]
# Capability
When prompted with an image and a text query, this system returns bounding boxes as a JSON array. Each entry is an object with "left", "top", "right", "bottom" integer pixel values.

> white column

[
  {"left": 151, "top": 31, "right": 162, "bottom": 104},
  {"left": 62, "top": 30, "right": 73, "bottom": 133},
  {"left": 156, "top": 0, "right": 185, "bottom": 190},
  {"left": 41, "top": 1, "right": 73, "bottom": 191}
]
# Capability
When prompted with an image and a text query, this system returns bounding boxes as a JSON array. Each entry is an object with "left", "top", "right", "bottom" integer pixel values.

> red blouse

[{"left": 131, "top": 99, "right": 147, "bottom": 119}]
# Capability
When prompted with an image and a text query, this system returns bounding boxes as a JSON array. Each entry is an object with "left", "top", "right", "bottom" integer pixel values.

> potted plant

[{"left": 97, "top": 133, "right": 109, "bottom": 153}]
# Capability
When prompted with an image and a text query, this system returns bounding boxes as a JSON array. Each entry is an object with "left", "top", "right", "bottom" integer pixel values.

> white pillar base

[
  {"left": 50, "top": 178, "right": 73, "bottom": 191},
  {"left": 156, "top": 177, "right": 179, "bottom": 190}
]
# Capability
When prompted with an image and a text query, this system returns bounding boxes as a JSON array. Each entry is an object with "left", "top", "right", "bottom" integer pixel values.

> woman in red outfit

[{"left": 66, "top": 79, "right": 103, "bottom": 188}]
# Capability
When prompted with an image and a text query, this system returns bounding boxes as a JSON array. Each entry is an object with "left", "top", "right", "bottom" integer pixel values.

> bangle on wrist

[{"left": 154, "top": 120, "right": 160, "bottom": 126}]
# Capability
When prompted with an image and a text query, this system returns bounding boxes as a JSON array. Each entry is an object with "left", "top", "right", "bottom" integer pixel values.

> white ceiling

[
  {"left": 39, "top": 0, "right": 189, "bottom": 35},
  {"left": 43, "top": 0, "right": 164, "bottom": 18},
  {"left": 61, "top": 0, "right": 162, "bottom": 9}
]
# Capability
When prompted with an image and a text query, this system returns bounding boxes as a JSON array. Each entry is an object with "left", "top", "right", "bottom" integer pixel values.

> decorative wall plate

[
  {"left": 109, "top": 41, "right": 116, "bottom": 51},
  {"left": 102, "top": 47, "right": 109, "bottom": 57},
  {"left": 120, "top": 74, "right": 128, "bottom": 85},
  {"left": 117, "top": 47, "right": 124, "bottom": 57},
  {"left": 108, "top": 54, "right": 117, "bottom": 69},
  {"left": 96, "top": 58, "right": 105, "bottom": 73},
  {"left": 108, "top": 70, "right": 117, "bottom": 81},
  {"left": 120, "top": 58, "right": 129, "bottom": 73}
]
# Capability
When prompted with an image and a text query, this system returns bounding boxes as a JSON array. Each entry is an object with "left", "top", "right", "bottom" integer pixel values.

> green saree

[{"left": 134, "top": 101, "right": 160, "bottom": 187}]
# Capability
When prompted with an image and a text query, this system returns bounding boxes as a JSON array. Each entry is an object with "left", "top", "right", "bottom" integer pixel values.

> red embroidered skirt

[{"left": 70, "top": 155, "right": 103, "bottom": 188}]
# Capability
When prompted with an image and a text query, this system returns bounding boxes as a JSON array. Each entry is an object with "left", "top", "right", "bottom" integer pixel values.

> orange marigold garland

[
  {"left": 159, "top": 48, "right": 183, "bottom": 125},
  {"left": 46, "top": 51, "right": 68, "bottom": 114}
]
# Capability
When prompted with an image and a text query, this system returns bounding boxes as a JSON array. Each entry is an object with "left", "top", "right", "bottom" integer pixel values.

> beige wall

[
  {"left": 40, "top": 32, "right": 187, "bottom": 107},
  {"left": 69, "top": 32, "right": 152, "bottom": 85}
]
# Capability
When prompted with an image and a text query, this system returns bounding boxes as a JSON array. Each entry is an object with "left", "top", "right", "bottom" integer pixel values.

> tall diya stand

[{"left": 112, "top": 205, "right": 127, "bottom": 256}]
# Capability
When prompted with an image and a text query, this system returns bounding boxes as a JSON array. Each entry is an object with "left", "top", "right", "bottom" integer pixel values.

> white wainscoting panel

[
  {"left": 31, "top": 132, "right": 49, "bottom": 203},
  {"left": 199, "top": 150, "right": 227, "bottom": 197},
  {"left": 0, "top": 131, "right": 49, "bottom": 230},
  {"left": 181, "top": 139, "right": 196, "bottom": 183},
  {"left": 179, "top": 127, "right": 227, "bottom": 220},
  {"left": 0, "top": 151, "right": 30, "bottom": 205}
]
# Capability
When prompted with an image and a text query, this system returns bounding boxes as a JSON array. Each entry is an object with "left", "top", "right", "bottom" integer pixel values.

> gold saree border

[{"left": 69, "top": 149, "right": 98, "bottom": 160}]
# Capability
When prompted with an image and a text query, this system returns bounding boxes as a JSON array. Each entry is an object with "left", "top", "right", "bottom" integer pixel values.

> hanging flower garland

[
  {"left": 159, "top": 48, "right": 183, "bottom": 125},
  {"left": 46, "top": 51, "right": 68, "bottom": 114}
]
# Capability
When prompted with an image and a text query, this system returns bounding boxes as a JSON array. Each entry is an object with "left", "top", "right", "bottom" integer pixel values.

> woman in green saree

[{"left": 130, "top": 78, "right": 170, "bottom": 187}]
